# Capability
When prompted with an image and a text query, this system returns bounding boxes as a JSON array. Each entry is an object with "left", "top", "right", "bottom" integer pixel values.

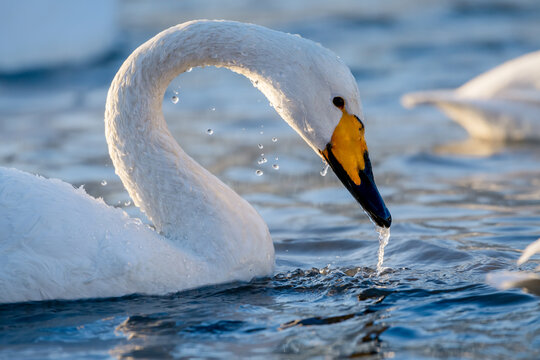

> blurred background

[
  {"left": 1, "top": 0, "right": 539, "bottom": 221},
  {"left": 1, "top": 0, "right": 540, "bottom": 358}
]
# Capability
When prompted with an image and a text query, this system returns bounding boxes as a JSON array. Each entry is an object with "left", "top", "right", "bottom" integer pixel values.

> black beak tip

[{"left": 375, "top": 213, "right": 392, "bottom": 229}]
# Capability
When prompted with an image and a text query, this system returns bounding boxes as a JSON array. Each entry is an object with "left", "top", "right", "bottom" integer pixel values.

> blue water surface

[{"left": 1, "top": 0, "right": 540, "bottom": 358}]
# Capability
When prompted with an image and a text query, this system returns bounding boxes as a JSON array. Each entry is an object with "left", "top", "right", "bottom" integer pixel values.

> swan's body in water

[
  {"left": 487, "top": 238, "right": 540, "bottom": 296},
  {"left": 401, "top": 50, "right": 540, "bottom": 141},
  {"left": 0, "top": 20, "right": 391, "bottom": 304}
]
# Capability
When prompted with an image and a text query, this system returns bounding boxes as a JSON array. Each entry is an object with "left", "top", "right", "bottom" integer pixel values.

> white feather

[
  {"left": 401, "top": 50, "right": 540, "bottom": 141},
  {"left": 0, "top": 20, "right": 363, "bottom": 303},
  {"left": 518, "top": 238, "right": 540, "bottom": 267}
]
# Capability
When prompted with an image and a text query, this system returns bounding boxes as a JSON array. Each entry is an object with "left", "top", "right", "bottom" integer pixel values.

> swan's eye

[{"left": 332, "top": 96, "right": 345, "bottom": 108}]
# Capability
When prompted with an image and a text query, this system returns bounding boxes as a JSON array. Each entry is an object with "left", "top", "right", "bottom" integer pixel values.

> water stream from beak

[{"left": 375, "top": 226, "right": 391, "bottom": 275}]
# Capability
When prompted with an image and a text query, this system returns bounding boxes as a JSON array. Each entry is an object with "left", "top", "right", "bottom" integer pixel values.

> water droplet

[
  {"left": 171, "top": 95, "right": 179, "bottom": 104},
  {"left": 320, "top": 163, "right": 329, "bottom": 177},
  {"left": 207, "top": 129, "right": 214, "bottom": 135},
  {"left": 272, "top": 164, "right": 279, "bottom": 170},
  {"left": 272, "top": 137, "right": 278, "bottom": 142},
  {"left": 124, "top": 200, "right": 131, "bottom": 206},
  {"left": 275, "top": 156, "right": 279, "bottom": 161},
  {"left": 255, "top": 170, "right": 263, "bottom": 176},
  {"left": 211, "top": 107, "right": 216, "bottom": 111},
  {"left": 186, "top": 67, "right": 193, "bottom": 72},
  {"left": 258, "top": 144, "right": 264, "bottom": 149},
  {"left": 376, "top": 226, "right": 391, "bottom": 275},
  {"left": 101, "top": 180, "right": 107, "bottom": 186},
  {"left": 258, "top": 157, "right": 267, "bottom": 165},
  {"left": 260, "top": 131, "right": 264, "bottom": 135}
]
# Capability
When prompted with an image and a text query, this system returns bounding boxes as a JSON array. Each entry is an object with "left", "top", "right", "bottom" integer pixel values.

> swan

[
  {"left": 401, "top": 50, "right": 540, "bottom": 141},
  {"left": 486, "top": 238, "right": 540, "bottom": 296},
  {"left": 0, "top": 20, "right": 391, "bottom": 304}
]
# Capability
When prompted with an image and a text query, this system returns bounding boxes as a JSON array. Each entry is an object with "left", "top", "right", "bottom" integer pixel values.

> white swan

[
  {"left": 486, "top": 238, "right": 540, "bottom": 296},
  {"left": 401, "top": 50, "right": 540, "bottom": 141},
  {"left": 0, "top": 20, "right": 391, "bottom": 304}
]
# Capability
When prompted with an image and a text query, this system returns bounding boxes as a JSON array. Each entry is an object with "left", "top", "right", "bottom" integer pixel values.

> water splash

[
  {"left": 320, "top": 163, "right": 329, "bottom": 176},
  {"left": 375, "top": 226, "right": 391, "bottom": 275}
]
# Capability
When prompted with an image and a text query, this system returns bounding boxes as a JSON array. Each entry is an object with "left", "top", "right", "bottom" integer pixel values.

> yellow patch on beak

[{"left": 321, "top": 108, "right": 368, "bottom": 186}]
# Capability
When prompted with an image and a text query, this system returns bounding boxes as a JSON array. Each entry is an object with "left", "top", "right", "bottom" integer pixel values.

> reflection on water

[
  {"left": 435, "top": 138, "right": 508, "bottom": 157},
  {"left": 1, "top": 0, "right": 540, "bottom": 358}
]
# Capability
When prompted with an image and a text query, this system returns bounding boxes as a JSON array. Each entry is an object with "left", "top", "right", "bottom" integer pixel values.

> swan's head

[
  {"left": 319, "top": 96, "right": 392, "bottom": 229},
  {"left": 250, "top": 32, "right": 392, "bottom": 228}
]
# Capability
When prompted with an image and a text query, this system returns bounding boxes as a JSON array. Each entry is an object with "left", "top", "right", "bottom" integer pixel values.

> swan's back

[
  {"left": 0, "top": 168, "right": 245, "bottom": 303},
  {"left": 456, "top": 50, "right": 540, "bottom": 100},
  {"left": 401, "top": 50, "right": 540, "bottom": 140}
]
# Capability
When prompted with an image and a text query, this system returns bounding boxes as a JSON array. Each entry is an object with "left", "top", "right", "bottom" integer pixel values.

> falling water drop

[
  {"left": 272, "top": 137, "right": 278, "bottom": 142},
  {"left": 207, "top": 129, "right": 214, "bottom": 135},
  {"left": 255, "top": 170, "right": 263, "bottom": 176},
  {"left": 101, "top": 180, "right": 107, "bottom": 186},
  {"left": 171, "top": 95, "right": 179, "bottom": 104},
  {"left": 275, "top": 156, "right": 279, "bottom": 161},
  {"left": 258, "top": 144, "right": 264, "bottom": 149},
  {"left": 257, "top": 157, "right": 267, "bottom": 165},
  {"left": 320, "top": 163, "right": 329, "bottom": 176},
  {"left": 272, "top": 164, "right": 279, "bottom": 170},
  {"left": 376, "top": 226, "right": 391, "bottom": 275}
]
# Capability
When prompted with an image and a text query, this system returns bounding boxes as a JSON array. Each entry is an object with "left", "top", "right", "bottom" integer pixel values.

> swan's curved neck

[{"left": 105, "top": 21, "right": 294, "bottom": 243}]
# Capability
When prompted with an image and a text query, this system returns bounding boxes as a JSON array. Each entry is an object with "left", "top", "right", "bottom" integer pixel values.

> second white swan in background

[
  {"left": 401, "top": 50, "right": 540, "bottom": 141},
  {"left": 0, "top": 20, "right": 391, "bottom": 304}
]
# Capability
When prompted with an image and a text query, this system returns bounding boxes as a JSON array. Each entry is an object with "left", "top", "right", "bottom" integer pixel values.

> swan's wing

[
  {"left": 496, "top": 88, "right": 540, "bottom": 105},
  {"left": 0, "top": 167, "right": 254, "bottom": 303},
  {"left": 518, "top": 238, "right": 540, "bottom": 266},
  {"left": 401, "top": 89, "right": 540, "bottom": 140},
  {"left": 401, "top": 50, "right": 540, "bottom": 110},
  {"left": 0, "top": 167, "right": 163, "bottom": 302}
]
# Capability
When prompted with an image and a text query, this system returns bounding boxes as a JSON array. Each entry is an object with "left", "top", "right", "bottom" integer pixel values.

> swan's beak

[{"left": 321, "top": 110, "right": 392, "bottom": 228}]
